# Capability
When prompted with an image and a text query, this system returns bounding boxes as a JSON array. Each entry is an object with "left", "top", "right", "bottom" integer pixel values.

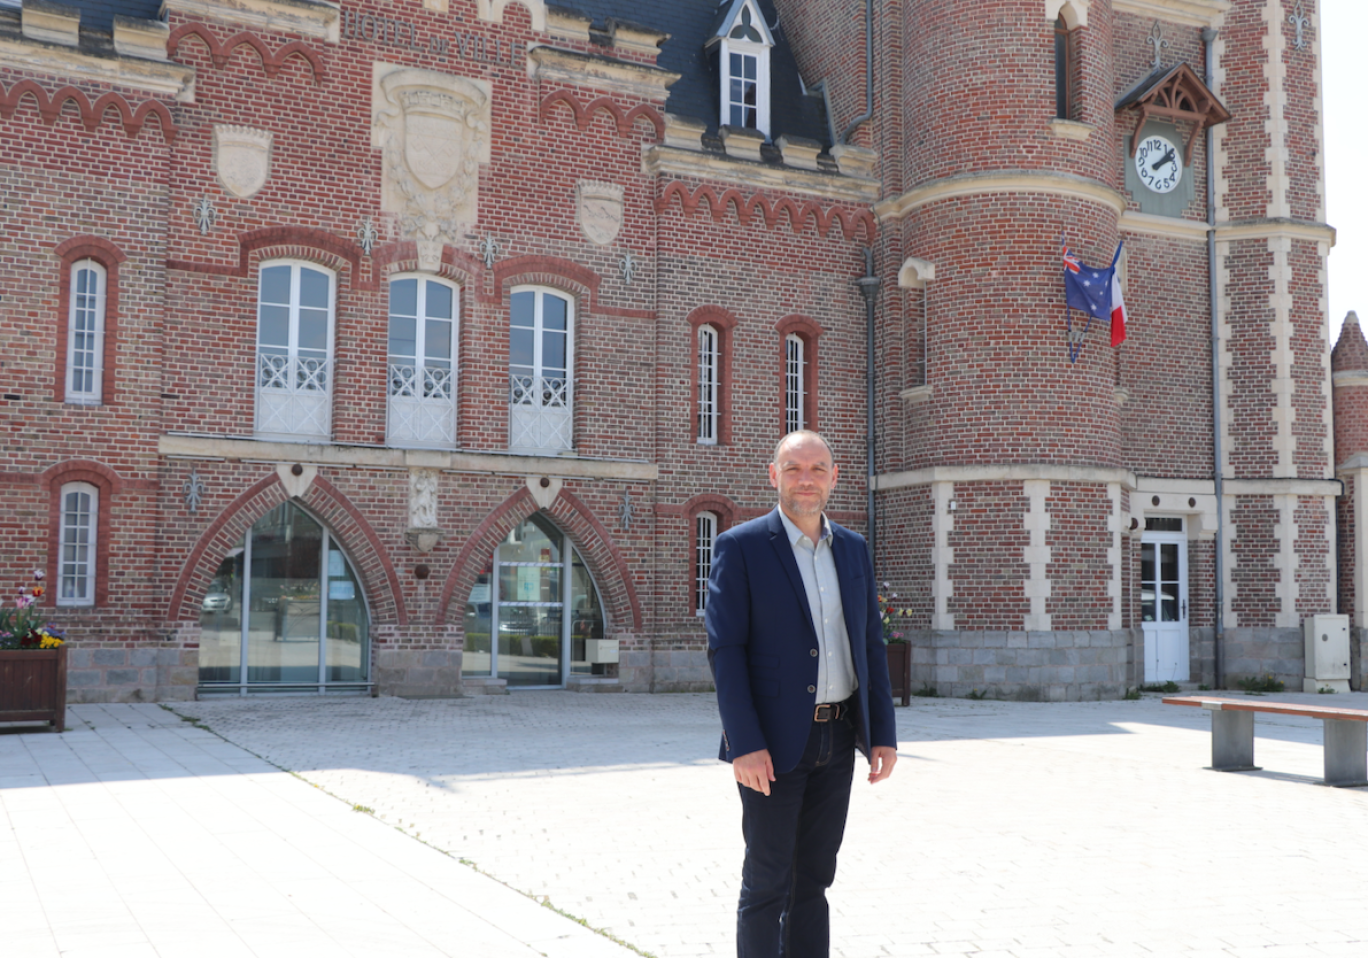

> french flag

[{"left": 1063, "top": 241, "right": 1128, "bottom": 347}]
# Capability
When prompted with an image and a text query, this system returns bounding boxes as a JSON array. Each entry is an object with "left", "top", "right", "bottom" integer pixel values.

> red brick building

[{"left": 0, "top": 0, "right": 1349, "bottom": 701}]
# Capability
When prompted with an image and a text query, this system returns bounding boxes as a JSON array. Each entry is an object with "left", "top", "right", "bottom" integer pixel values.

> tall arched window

[
  {"left": 698, "top": 324, "right": 720, "bottom": 444},
  {"left": 785, "top": 333, "right": 806, "bottom": 434},
  {"left": 695, "top": 511, "right": 718, "bottom": 615},
  {"left": 509, "top": 287, "right": 574, "bottom": 453},
  {"left": 57, "top": 482, "right": 98, "bottom": 607},
  {"left": 1054, "top": 15, "right": 1074, "bottom": 120},
  {"left": 388, "top": 274, "right": 458, "bottom": 447},
  {"left": 197, "top": 502, "right": 370, "bottom": 694},
  {"left": 255, "top": 261, "right": 335, "bottom": 441},
  {"left": 65, "top": 261, "right": 106, "bottom": 404}
]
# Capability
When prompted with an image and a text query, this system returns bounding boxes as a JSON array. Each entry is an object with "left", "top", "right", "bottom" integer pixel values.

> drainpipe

[
  {"left": 839, "top": 0, "right": 875, "bottom": 144},
  {"left": 857, "top": 249, "right": 881, "bottom": 563},
  {"left": 1204, "top": 26, "right": 1225, "bottom": 689}
]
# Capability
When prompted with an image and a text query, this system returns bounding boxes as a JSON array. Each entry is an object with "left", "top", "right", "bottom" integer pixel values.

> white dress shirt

[{"left": 778, "top": 508, "right": 858, "bottom": 705}]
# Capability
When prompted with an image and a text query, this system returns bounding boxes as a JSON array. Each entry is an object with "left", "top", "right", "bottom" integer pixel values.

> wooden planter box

[
  {"left": 0, "top": 646, "right": 67, "bottom": 731},
  {"left": 886, "top": 641, "right": 911, "bottom": 707}
]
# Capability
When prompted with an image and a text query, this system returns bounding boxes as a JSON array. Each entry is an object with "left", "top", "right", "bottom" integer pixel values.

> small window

[
  {"left": 66, "top": 260, "right": 106, "bottom": 403},
  {"left": 58, "top": 482, "right": 98, "bottom": 607},
  {"left": 1145, "top": 517, "right": 1184, "bottom": 533},
  {"left": 509, "top": 287, "right": 574, "bottom": 453},
  {"left": 1054, "top": 15, "right": 1074, "bottom": 120},
  {"left": 255, "top": 261, "right": 335, "bottom": 440},
  {"left": 714, "top": 0, "right": 774, "bottom": 138},
  {"left": 388, "top": 275, "right": 458, "bottom": 448},
  {"left": 698, "top": 324, "right": 719, "bottom": 444},
  {"left": 695, "top": 511, "right": 718, "bottom": 615},
  {"left": 785, "top": 334, "right": 805, "bottom": 434}
]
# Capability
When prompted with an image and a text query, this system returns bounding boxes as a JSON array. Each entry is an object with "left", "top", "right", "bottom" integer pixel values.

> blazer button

[
  {"left": 807, "top": 685, "right": 816, "bottom": 694},
  {"left": 810, "top": 649, "right": 818, "bottom": 657}
]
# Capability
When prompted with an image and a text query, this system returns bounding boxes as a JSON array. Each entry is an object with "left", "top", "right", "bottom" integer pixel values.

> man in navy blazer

[{"left": 707, "top": 430, "right": 898, "bottom": 958}]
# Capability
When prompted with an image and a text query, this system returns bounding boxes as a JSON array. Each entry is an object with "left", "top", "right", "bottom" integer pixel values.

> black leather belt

[{"left": 813, "top": 700, "right": 850, "bottom": 722}]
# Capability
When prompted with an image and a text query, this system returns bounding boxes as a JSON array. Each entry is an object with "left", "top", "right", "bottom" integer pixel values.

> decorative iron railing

[{"left": 509, "top": 374, "right": 572, "bottom": 452}]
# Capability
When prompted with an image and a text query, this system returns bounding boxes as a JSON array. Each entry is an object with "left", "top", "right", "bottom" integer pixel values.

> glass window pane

[
  {"left": 389, "top": 315, "right": 417, "bottom": 358},
  {"left": 542, "top": 295, "right": 567, "bottom": 331},
  {"left": 246, "top": 503, "right": 323, "bottom": 685},
  {"left": 542, "top": 329, "right": 566, "bottom": 372},
  {"left": 425, "top": 320, "right": 452, "bottom": 361},
  {"left": 298, "top": 309, "right": 328, "bottom": 351},
  {"left": 260, "top": 265, "right": 291, "bottom": 305},
  {"left": 570, "top": 550, "right": 603, "bottom": 675},
  {"left": 1160, "top": 543, "right": 1179, "bottom": 582},
  {"left": 1140, "top": 543, "right": 1155, "bottom": 585},
  {"left": 299, "top": 268, "right": 330, "bottom": 310},
  {"left": 510, "top": 327, "right": 535, "bottom": 369},
  {"left": 198, "top": 551, "right": 244, "bottom": 684},
  {"left": 463, "top": 568, "right": 492, "bottom": 676},
  {"left": 744, "top": 56, "right": 756, "bottom": 80},
  {"left": 325, "top": 546, "right": 367, "bottom": 682},
  {"left": 497, "top": 605, "right": 561, "bottom": 686},
  {"left": 730, "top": 52, "right": 742, "bottom": 75},
  {"left": 259, "top": 305, "right": 289, "bottom": 346},
  {"left": 426, "top": 281, "right": 453, "bottom": 319},
  {"left": 1160, "top": 583, "right": 1180, "bottom": 622},
  {"left": 390, "top": 278, "right": 417, "bottom": 318},
  {"left": 499, "top": 517, "right": 561, "bottom": 564},
  {"left": 511, "top": 291, "right": 536, "bottom": 327}
]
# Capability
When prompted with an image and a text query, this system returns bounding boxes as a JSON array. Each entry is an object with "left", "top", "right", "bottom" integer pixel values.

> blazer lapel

[
  {"left": 767, "top": 508, "right": 818, "bottom": 640},
  {"left": 832, "top": 529, "right": 869, "bottom": 681}
]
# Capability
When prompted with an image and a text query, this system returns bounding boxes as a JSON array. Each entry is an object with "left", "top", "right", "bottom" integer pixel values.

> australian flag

[{"left": 1063, "top": 241, "right": 1128, "bottom": 347}]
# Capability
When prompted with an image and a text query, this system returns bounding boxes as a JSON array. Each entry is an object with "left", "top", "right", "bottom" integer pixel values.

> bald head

[{"left": 772, "top": 430, "right": 834, "bottom": 467}]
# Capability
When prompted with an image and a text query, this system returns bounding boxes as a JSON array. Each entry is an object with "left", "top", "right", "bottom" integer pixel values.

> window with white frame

[
  {"left": 58, "top": 482, "right": 98, "bottom": 606},
  {"left": 66, "top": 260, "right": 106, "bottom": 404},
  {"left": 509, "top": 287, "right": 573, "bottom": 453},
  {"left": 255, "top": 261, "right": 334, "bottom": 441},
  {"left": 695, "top": 511, "right": 718, "bottom": 615},
  {"left": 715, "top": 0, "right": 774, "bottom": 137},
  {"left": 697, "top": 324, "right": 719, "bottom": 444},
  {"left": 388, "top": 275, "right": 458, "bottom": 448},
  {"left": 785, "top": 333, "right": 805, "bottom": 434}
]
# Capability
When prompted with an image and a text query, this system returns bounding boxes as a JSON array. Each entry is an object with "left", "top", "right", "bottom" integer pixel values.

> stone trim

[
  {"left": 875, "top": 171, "right": 1126, "bottom": 222},
  {"left": 1047, "top": 118, "right": 1093, "bottom": 141},
  {"left": 23, "top": 1, "right": 80, "bottom": 47},
  {"left": 0, "top": 36, "right": 196, "bottom": 101},
  {"left": 113, "top": 16, "right": 170, "bottom": 61},
  {"left": 1119, "top": 210, "right": 1210, "bottom": 241},
  {"left": 1212, "top": 218, "right": 1336, "bottom": 247},
  {"left": 1022, "top": 480, "right": 1051, "bottom": 631},
  {"left": 899, "top": 384, "right": 931, "bottom": 404},
  {"left": 163, "top": 0, "right": 341, "bottom": 44},
  {"left": 642, "top": 145, "right": 881, "bottom": 204},
  {"left": 1221, "top": 478, "right": 1339, "bottom": 497},
  {"left": 158, "top": 434, "right": 659, "bottom": 481},
  {"left": 528, "top": 46, "right": 679, "bottom": 100},
  {"left": 1112, "top": 0, "right": 1230, "bottom": 28},
  {"left": 1044, "top": 0, "right": 1088, "bottom": 30},
  {"left": 1333, "top": 371, "right": 1368, "bottom": 390},
  {"left": 875, "top": 463, "right": 1137, "bottom": 491}
]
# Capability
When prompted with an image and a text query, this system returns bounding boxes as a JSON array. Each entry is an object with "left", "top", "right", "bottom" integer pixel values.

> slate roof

[
  {"left": 556, "top": 0, "right": 831, "bottom": 145},
  {"left": 69, "top": 0, "right": 161, "bottom": 34}
]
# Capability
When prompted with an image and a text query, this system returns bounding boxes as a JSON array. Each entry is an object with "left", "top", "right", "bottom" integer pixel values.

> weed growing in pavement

[
  {"left": 912, "top": 684, "right": 939, "bottom": 698},
  {"left": 352, "top": 804, "right": 374, "bottom": 813},
  {"left": 1139, "top": 681, "right": 1181, "bottom": 693},
  {"left": 964, "top": 688, "right": 988, "bottom": 700},
  {"left": 1123, "top": 687, "right": 1142, "bottom": 700},
  {"left": 1318, "top": 686, "right": 1338, "bottom": 694},
  {"left": 1236, "top": 674, "right": 1285, "bottom": 694},
  {"left": 1198, "top": 684, "right": 1211, "bottom": 691}
]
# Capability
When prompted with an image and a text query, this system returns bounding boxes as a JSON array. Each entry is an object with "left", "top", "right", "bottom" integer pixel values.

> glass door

[
  {"left": 1140, "top": 518, "right": 1188, "bottom": 682},
  {"left": 198, "top": 502, "right": 369, "bottom": 693}
]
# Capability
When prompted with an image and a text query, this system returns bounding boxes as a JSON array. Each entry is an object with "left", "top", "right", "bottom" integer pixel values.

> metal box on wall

[{"left": 1303, "top": 615, "right": 1351, "bottom": 693}]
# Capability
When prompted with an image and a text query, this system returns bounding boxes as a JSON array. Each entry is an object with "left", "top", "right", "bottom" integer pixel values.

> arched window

[
  {"left": 197, "top": 502, "right": 370, "bottom": 693},
  {"left": 388, "top": 274, "right": 458, "bottom": 448},
  {"left": 462, "top": 513, "right": 607, "bottom": 687},
  {"left": 695, "top": 511, "right": 718, "bottom": 615},
  {"left": 1054, "top": 15, "right": 1074, "bottom": 120},
  {"left": 698, "top": 324, "right": 720, "bottom": 444},
  {"left": 785, "top": 333, "right": 806, "bottom": 434},
  {"left": 255, "top": 261, "right": 335, "bottom": 441},
  {"left": 65, "top": 261, "right": 106, "bottom": 404},
  {"left": 509, "top": 287, "right": 574, "bottom": 453},
  {"left": 57, "top": 482, "right": 98, "bottom": 607}
]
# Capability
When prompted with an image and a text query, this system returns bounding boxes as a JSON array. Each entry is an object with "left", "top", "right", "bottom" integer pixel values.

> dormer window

[{"left": 712, "top": 0, "right": 775, "bottom": 138}]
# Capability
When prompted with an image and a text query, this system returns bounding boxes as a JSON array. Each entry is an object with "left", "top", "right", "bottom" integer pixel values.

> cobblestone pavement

[{"left": 165, "top": 690, "right": 1368, "bottom": 958}]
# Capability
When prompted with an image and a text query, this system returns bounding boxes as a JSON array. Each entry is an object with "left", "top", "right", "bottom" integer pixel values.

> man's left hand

[{"left": 867, "top": 746, "right": 897, "bottom": 784}]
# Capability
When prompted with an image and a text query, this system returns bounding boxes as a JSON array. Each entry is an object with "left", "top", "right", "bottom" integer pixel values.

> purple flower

[{"left": 33, "top": 569, "right": 44, "bottom": 580}]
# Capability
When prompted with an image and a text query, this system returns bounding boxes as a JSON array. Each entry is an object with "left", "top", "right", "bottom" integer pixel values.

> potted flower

[
  {"left": 878, "top": 584, "right": 911, "bottom": 706},
  {"left": 0, "top": 571, "right": 67, "bottom": 732}
]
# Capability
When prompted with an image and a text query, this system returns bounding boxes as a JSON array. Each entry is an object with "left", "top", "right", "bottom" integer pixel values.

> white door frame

[{"left": 1141, "top": 522, "right": 1189, "bottom": 682}]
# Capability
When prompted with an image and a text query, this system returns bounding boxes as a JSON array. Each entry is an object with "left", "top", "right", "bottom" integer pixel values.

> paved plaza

[{"left": 4, "top": 691, "right": 1368, "bottom": 957}]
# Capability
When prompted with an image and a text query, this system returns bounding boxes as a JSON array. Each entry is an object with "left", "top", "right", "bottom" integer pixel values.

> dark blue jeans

[{"left": 736, "top": 714, "right": 856, "bottom": 958}]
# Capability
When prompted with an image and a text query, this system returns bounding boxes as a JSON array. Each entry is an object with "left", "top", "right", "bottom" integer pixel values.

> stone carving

[
  {"left": 373, "top": 64, "right": 491, "bottom": 271},
  {"left": 526, "top": 475, "right": 563, "bottom": 510},
  {"left": 406, "top": 467, "right": 443, "bottom": 553},
  {"left": 576, "top": 180, "right": 624, "bottom": 246},
  {"left": 276, "top": 463, "right": 317, "bottom": 499},
  {"left": 213, "top": 125, "right": 273, "bottom": 199}
]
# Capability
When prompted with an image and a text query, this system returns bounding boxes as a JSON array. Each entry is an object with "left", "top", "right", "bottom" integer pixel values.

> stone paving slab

[
  {"left": 162, "top": 690, "right": 1368, "bottom": 958},
  {"left": 0, "top": 703, "right": 635, "bottom": 958}
]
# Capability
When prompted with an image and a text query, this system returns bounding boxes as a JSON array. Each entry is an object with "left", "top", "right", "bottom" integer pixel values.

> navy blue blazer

[{"left": 705, "top": 507, "right": 897, "bottom": 774}]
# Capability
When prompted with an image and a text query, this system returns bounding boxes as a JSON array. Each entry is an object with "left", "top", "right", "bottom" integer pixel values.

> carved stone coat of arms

[{"left": 213, "top": 125, "right": 273, "bottom": 199}]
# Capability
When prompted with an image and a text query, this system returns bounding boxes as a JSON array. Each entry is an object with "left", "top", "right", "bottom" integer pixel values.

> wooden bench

[{"left": 1163, "top": 696, "right": 1368, "bottom": 787}]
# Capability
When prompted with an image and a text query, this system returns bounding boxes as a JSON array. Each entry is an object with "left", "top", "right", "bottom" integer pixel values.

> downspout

[
  {"left": 839, "top": 0, "right": 875, "bottom": 144},
  {"left": 858, "top": 250, "right": 881, "bottom": 562},
  {"left": 1204, "top": 26, "right": 1225, "bottom": 688}
]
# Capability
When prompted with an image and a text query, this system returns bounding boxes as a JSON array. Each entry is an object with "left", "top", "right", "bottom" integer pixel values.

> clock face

[{"left": 1135, "top": 134, "right": 1182, "bottom": 194}]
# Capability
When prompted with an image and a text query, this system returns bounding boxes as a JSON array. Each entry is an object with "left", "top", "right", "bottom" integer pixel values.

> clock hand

[{"left": 1151, "top": 148, "right": 1176, "bottom": 171}]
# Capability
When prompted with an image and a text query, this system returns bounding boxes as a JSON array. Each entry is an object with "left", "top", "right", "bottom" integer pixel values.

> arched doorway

[
  {"left": 462, "top": 512, "right": 606, "bottom": 687},
  {"left": 197, "top": 501, "right": 370, "bottom": 694}
]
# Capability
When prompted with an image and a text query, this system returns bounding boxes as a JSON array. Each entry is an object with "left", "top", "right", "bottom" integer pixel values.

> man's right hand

[{"left": 733, "top": 748, "right": 775, "bottom": 796}]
